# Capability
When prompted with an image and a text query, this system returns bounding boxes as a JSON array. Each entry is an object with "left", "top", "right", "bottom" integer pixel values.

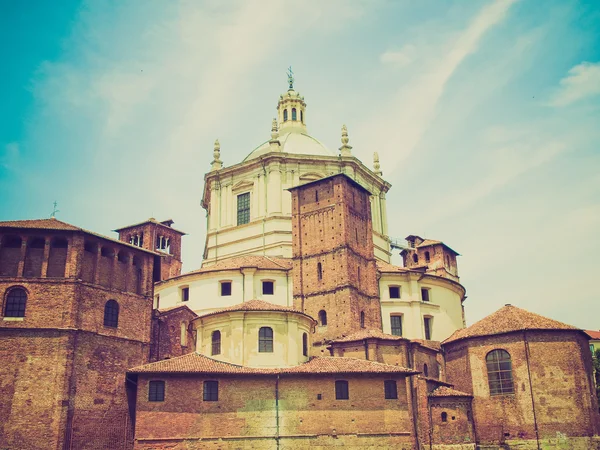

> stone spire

[
  {"left": 373, "top": 152, "right": 382, "bottom": 176},
  {"left": 339, "top": 124, "right": 352, "bottom": 157},
  {"left": 211, "top": 139, "right": 223, "bottom": 171},
  {"left": 269, "top": 118, "right": 281, "bottom": 151}
]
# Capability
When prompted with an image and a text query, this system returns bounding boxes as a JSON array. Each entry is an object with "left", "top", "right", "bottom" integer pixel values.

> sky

[{"left": 1, "top": 0, "right": 599, "bottom": 329}]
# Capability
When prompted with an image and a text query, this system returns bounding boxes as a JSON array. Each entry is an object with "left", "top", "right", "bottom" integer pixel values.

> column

[
  {"left": 241, "top": 268, "right": 256, "bottom": 301},
  {"left": 41, "top": 237, "right": 51, "bottom": 278},
  {"left": 379, "top": 192, "right": 388, "bottom": 236},
  {"left": 16, "top": 237, "right": 27, "bottom": 277},
  {"left": 268, "top": 163, "right": 282, "bottom": 215}
]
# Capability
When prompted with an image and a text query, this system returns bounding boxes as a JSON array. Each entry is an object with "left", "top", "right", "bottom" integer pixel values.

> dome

[{"left": 243, "top": 132, "right": 337, "bottom": 162}]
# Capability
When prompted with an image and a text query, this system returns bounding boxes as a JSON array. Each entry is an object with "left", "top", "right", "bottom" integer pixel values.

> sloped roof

[
  {"left": 443, "top": 304, "right": 580, "bottom": 344},
  {"left": 192, "top": 256, "right": 293, "bottom": 274},
  {"left": 0, "top": 218, "right": 156, "bottom": 254},
  {"left": 197, "top": 299, "right": 313, "bottom": 321},
  {"left": 411, "top": 339, "right": 442, "bottom": 351},
  {"left": 329, "top": 329, "right": 407, "bottom": 343},
  {"left": 157, "top": 304, "right": 198, "bottom": 316},
  {"left": 113, "top": 217, "right": 186, "bottom": 235},
  {"left": 428, "top": 386, "right": 472, "bottom": 398},
  {"left": 585, "top": 330, "right": 600, "bottom": 340},
  {"left": 128, "top": 353, "right": 418, "bottom": 375},
  {"left": 376, "top": 260, "right": 411, "bottom": 274}
]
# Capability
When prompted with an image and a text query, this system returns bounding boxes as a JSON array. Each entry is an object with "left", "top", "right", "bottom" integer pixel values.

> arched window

[
  {"left": 486, "top": 349, "right": 514, "bottom": 395},
  {"left": 423, "top": 363, "right": 429, "bottom": 377},
  {"left": 4, "top": 287, "right": 27, "bottom": 317},
  {"left": 103, "top": 300, "right": 119, "bottom": 327},
  {"left": 318, "top": 310, "right": 327, "bottom": 326},
  {"left": 211, "top": 330, "right": 221, "bottom": 355},
  {"left": 283, "top": 109, "right": 288, "bottom": 122},
  {"left": 441, "top": 412, "right": 447, "bottom": 422},
  {"left": 302, "top": 332, "right": 308, "bottom": 356},
  {"left": 413, "top": 253, "right": 419, "bottom": 263},
  {"left": 259, "top": 327, "right": 273, "bottom": 353},
  {"left": 292, "top": 108, "right": 297, "bottom": 120},
  {"left": 425, "top": 251, "right": 430, "bottom": 263},
  {"left": 360, "top": 311, "right": 365, "bottom": 328}
]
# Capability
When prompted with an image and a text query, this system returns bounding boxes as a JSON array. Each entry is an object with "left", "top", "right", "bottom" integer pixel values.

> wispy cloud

[
  {"left": 548, "top": 61, "right": 600, "bottom": 107},
  {"left": 1, "top": 142, "right": 19, "bottom": 171},
  {"left": 380, "top": 45, "right": 416, "bottom": 67}
]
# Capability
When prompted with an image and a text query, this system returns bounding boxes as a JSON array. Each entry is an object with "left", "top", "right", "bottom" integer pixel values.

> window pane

[
  {"left": 384, "top": 380, "right": 398, "bottom": 399},
  {"left": 486, "top": 349, "right": 514, "bottom": 395},
  {"left": 389, "top": 286, "right": 400, "bottom": 299},
  {"left": 335, "top": 380, "right": 349, "bottom": 400},
  {"left": 237, "top": 193, "right": 250, "bottom": 225},
  {"left": 203, "top": 381, "right": 218, "bottom": 401},
  {"left": 391, "top": 316, "right": 402, "bottom": 336},
  {"left": 262, "top": 281, "right": 274, "bottom": 295},
  {"left": 5, "top": 288, "right": 27, "bottom": 317},
  {"left": 259, "top": 327, "right": 273, "bottom": 353},
  {"left": 149, "top": 381, "right": 165, "bottom": 402},
  {"left": 221, "top": 282, "right": 232, "bottom": 296}
]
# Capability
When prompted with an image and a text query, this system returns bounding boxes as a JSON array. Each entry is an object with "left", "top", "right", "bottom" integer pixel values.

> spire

[
  {"left": 211, "top": 139, "right": 223, "bottom": 171},
  {"left": 269, "top": 118, "right": 281, "bottom": 151},
  {"left": 373, "top": 152, "right": 382, "bottom": 177},
  {"left": 339, "top": 124, "right": 352, "bottom": 157},
  {"left": 287, "top": 66, "right": 294, "bottom": 90}
]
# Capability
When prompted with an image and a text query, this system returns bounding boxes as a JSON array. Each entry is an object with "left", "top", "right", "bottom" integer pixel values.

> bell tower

[{"left": 290, "top": 174, "right": 382, "bottom": 344}]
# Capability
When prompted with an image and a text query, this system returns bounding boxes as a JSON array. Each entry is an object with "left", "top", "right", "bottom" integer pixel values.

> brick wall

[{"left": 151, "top": 307, "right": 197, "bottom": 361}]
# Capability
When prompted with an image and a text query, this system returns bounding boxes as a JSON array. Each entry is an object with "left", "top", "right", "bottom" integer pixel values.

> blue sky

[{"left": 1, "top": 0, "right": 599, "bottom": 329}]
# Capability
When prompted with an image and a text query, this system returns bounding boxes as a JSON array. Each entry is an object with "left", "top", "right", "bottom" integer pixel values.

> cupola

[{"left": 277, "top": 67, "right": 307, "bottom": 135}]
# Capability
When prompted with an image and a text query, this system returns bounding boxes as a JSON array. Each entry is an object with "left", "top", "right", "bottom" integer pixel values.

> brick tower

[
  {"left": 289, "top": 174, "right": 382, "bottom": 345},
  {"left": 114, "top": 218, "right": 185, "bottom": 281}
]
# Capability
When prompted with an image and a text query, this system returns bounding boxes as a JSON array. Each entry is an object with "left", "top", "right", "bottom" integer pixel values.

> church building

[{"left": 0, "top": 74, "right": 599, "bottom": 450}]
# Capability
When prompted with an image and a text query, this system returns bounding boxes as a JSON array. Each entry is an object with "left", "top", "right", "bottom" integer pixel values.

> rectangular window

[
  {"left": 203, "top": 380, "right": 219, "bottom": 401},
  {"left": 390, "top": 315, "right": 403, "bottom": 336},
  {"left": 384, "top": 380, "right": 398, "bottom": 399},
  {"left": 262, "top": 280, "right": 274, "bottom": 295},
  {"left": 424, "top": 317, "right": 432, "bottom": 340},
  {"left": 591, "top": 344, "right": 595, "bottom": 354},
  {"left": 389, "top": 286, "right": 400, "bottom": 299},
  {"left": 220, "top": 281, "right": 232, "bottom": 296},
  {"left": 421, "top": 288, "right": 430, "bottom": 302},
  {"left": 148, "top": 380, "right": 165, "bottom": 402},
  {"left": 181, "top": 287, "right": 189, "bottom": 302},
  {"left": 237, "top": 192, "right": 250, "bottom": 225},
  {"left": 335, "top": 380, "right": 349, "bottom": 400}
]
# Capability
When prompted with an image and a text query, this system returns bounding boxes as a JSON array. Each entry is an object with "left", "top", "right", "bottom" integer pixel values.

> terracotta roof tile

[
  {"left": 428, "top": 386, "right": 472, "bottom": 398},
  {"left": 197, "top": 299, "right": 313, "bottom": 321},
  {"left": 157, "top": 304, "right": 198, "bottom": 316},
  {"left": 443, "top": 304, "right": 579, "bottom": 345},
  {"left": 113, "top": 218, "right": 186, "bottom": 235},
  {"left": 376, "top": 261, "right": 410, "bottom": 273},
  {"left": 585, "top": 330, "right": 600, "bottom": 340},
  {"left": 192, "top": 256, "right": 293, "bottom": 274},
  {"left": 0, "top": 218, "right": 157, "bottom": 254},
  {"left": 330, "top": 329, "right": 407, "bottom": 343},
  {"left": 128, "top": 353, "right": 418, "bottom": 375},
  {"left": 411, "top": 339, "right": 442, "bottom": 351}
]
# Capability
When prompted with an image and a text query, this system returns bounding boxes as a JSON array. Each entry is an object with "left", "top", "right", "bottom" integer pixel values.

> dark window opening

[
  {"left": 412, "top": 253, "right": 418, "bottom": 263},
  {"left": 424, "top": 317, "right": 432, "bottom": 340},
  {"left": 148, "top": 380, "right": 165, "bottom": 402},
  {"left": 283, "top": 109, "right": 288, "bottom": 122},
  {"left": 317, "top": 262, "right": 322, "bottom": 281},
  {"left": 181, "top": 287, "right": 189, "bottom": 302},
  {"left": 425, "top": 251, "right": 430, "bottom": 262},
  {"left": 300, "top": 110, "right": 303, "bottom": 122},
  {"left": 262, "top": 281, "right": 274, "bottom": 295},
  {"left": 315, "top": 190, "right": 319, "bottom": 202},
  {"left": 4, "top": 288, "right": 27, "bottom": 318},
  {"left": 384, "top": 380, "right": 398, "bottom": 399},
  {"left": 302, "top": 332, "right": 308, "bottom": 357},
  {"left": 389, "top": 286, "right": 400, "bottom": 299},
  {"left": 237, "top": 192, "right": 250, "bottom": 225},
  {"left": 52, "top": 238, "right": 68, "bottom": 248},
  {"left": 292, "top": 108, "right": 297, "bottom": 120},
  {"left": 203, "top": 380, "right": 219, "bottom": 401},
  {"left": 335, "top": 380, "right": 349, "bottom": 400},
  {"left": 100, "top": 247, "right": 113, "bottom": 258},
  {"left": 421, "top": 288, "right": 430, "bottom": 302},
  {"left": 84, "top": 241, "right": 95, "bottom": 253},
  {"left": 104, "top": 300, "right": 119, "bottom": 327},
  {"left": 423, "top": 364, "right": 429, "bottom": 377},
  {"left": 360, "top": 311, "right": 365, "bottom": 328},
  {"left": 259, "top": 327, "right": 273, "bottom": 353},
  {"left": 117, "top": 252, "right": 128, "bottom": 263},
  {"left": 318, "top": 310, "right": 327, "bottom": 326},
  {"left": 486, "top": 349, "right": 514, "bottom": 395},
  {"left": 212, "top": 330, "right": 221, "bottom": 356},
  {"left": 441, "top": 412, "right": 447, "bottom": 422},
  {"left": 29, "top": 238, "right": 45, "bottom": 249},
  {"left": 316, "top": 393, "right": 322, "bottom": 400},
  {"left": 221, "top": 281, "right": 232, "bottom": 296},
  {"left": 390, "top": 315, "right": 402, "bottom": 336},
  {"left": 3, "top": 236, "right": 22, "bottom": 248}
]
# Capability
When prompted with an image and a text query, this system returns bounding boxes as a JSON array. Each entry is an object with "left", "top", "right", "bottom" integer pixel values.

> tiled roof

[
  {"left": 329, "top": 329, "right": 407, "bottom": 343},
  {"left": 411, "top": 339, "right": 442, "bottom": 351},
  {"left": 0, "top": 218, "right": 80, "bottom": 231},
  {"left": 585, "top": 330, "right": 600, "bottom": 340},
  {"left": 197, "top": 299, "right": 313, "bottom": 321},
  {"left": 157, "top": 304, "right": 198, "bottom": 316},
  {"left": 0, "top": 218, "right": 157, "bottom": 254},
  {"left": 376, "top": 261, "right": 411, "bottom": 273},
  {"left": 428, "top": 386, "right": 472, "bottom": 398},
  {"left": 113, "top": 217, "right": 186, "bottom": 235},
  {"left": 443, "top": 304, "right": 580, "bottom": 344},
  {"left": 191, "top": 256, "right": 293, "bottom": 274},
  {"left": 128, "top": 353, "right": 418, "bottom": 375}
]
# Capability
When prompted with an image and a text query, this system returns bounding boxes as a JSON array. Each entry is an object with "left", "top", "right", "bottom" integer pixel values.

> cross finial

[
  {"left": 287, "top": 66, "right": 294, "bottom": 90},
  {"left": 51, "top": 201, "right": 60, "bottom": 218}
]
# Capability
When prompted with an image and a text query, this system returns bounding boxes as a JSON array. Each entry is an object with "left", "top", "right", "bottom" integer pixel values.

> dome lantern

[{"left": 277, "top": 67, "right": 307, "bottom": 135}]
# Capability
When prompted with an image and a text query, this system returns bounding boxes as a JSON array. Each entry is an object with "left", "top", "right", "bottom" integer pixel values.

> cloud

[
  {"left": 1, "top": 142, "right": 20, "bottom": 171},
  {"left": 548, "top": 61, "right": 600, "bottom": 107},
  {"left": 380, "top": 45, "right": 416, "bottom": 67}
]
